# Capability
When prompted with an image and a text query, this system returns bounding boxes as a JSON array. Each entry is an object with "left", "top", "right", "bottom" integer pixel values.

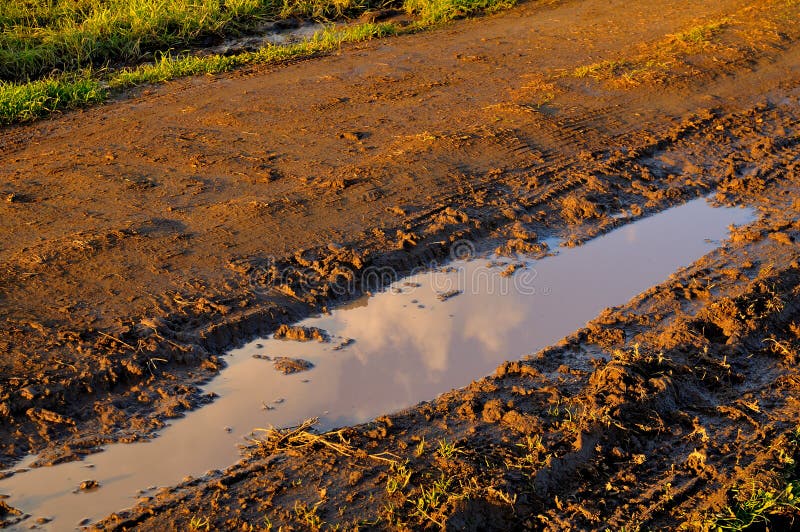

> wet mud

[{"left": 1, "top": 0, "right": 800, "bottom": 528}]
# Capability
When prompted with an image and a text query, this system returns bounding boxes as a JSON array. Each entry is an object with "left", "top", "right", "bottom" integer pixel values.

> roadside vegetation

[{"left": 0, "top": 0, "right": 514, "bottom": 126}]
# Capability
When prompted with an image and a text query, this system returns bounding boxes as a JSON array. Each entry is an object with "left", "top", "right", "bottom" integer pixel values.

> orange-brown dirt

[{"left": 2, "top": 0, "right": 800, "bottom": 529}]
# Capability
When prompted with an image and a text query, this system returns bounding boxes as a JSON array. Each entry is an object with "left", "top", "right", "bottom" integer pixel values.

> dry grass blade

[{"left": 250, "top": 418, "right": 401, "bottom": 464}]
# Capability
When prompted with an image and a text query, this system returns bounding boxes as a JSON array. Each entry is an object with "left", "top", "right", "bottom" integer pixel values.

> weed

[
  {"left": 386, "top": 462, "right": 413, "bottom": 495},
  {"left": 415, "top": 437, "right": 426, "bottom": 458},
  {"left": 672, "top": 20, "right": 728, "bottom": 44},
  {"left": 189, "top": 515, "right": 211, "bottom": 531},
  {"left": 706, "top": 426, "right": 800, "bottom": 530},
  {"left": 573, "top": 60, "right": 630, "bottom": 80},
  {"left": 437, "top": 438, "right": 463, "bottom": 459},
  {"left": 710, "top": 481, "right": 800, "bottom": 531},
  {"left": 412, "top": 474, "right": 455, "bottom": 526},
  {"left": 546, "top": 398, "right": 577, "bottom": 424},
  {"left": 294, "top": 499, "right": 325, "bottom": 530}
]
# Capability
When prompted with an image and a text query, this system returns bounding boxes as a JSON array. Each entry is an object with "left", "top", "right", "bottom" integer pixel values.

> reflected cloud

[{"left": 0, "top": 198, "right": 755, "bottom": 530}]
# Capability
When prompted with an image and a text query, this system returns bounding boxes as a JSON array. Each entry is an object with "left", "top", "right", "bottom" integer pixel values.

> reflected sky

[{"left": 0, "top": 198, "right": 754, "bottom": 530}]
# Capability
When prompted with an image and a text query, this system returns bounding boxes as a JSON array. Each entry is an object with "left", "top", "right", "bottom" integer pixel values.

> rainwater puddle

[
  {"left": 0, "top": 198, "right": 754, "bottom": 529},
  {"left": 207, "top": 21, "right": 326, "bottom": 56}
]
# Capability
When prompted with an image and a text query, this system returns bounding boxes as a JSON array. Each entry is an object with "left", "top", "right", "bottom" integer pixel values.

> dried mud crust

[
  {"left": 0, "top": 0, "right": 798, "bottom": 518},
  {"left": 97, "top": 125, "right": 800, "bottom": 529}
]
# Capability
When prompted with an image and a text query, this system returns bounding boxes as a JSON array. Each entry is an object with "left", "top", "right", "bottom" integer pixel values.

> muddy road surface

[{"left": 1, "top": 0, "right": 800, "bottom": 528}]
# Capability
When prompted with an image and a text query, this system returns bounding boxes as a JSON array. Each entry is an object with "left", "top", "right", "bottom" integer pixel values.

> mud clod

[
  {"left": 271, "top": 357, "right": 314, "bottom": 374},
  {"left": 78, "top": 480, "right": 99, "bottom": 491},
  {"left": 273, "top": 325, "right": 329, "bottom": 343},
  {"left": 436, "top": 289, "right": 461, "bottom": 301}
]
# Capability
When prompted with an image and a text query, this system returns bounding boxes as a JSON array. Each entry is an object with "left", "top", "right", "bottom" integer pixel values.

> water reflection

[{"left": 0, "top": 198, "right": 754, "bottom": 530}]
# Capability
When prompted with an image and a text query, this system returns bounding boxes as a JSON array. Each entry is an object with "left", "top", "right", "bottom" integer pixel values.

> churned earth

[{"left": 1, "top": 0, "right": 800, "bottom": 528}]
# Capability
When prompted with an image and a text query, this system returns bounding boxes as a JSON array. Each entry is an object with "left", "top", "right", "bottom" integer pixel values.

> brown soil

[{"left": 2, "top": 0, "right": 800, "bottom": 528}]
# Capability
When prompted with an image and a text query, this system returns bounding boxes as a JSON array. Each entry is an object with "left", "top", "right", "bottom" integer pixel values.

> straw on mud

[
  {"left": 97, "top": 330, "right": 136, "bottom": 351},
  {"left": 251, "top": 418, "right": 401, "bottom": 464}
]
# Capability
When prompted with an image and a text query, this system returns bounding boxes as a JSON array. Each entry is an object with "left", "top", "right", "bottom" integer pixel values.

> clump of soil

[
  {"left": 271, "top": 357, "right": 314, "bottom": 374},
  {"left": 499, "top": 262, "right": 524, "bottom": 277},
  {"left": 560, "top": 195, "right": 601, "bottom": 224},
  {"left": 273, "top": 325, "right": 329, "bottom": 342},
  {"left": 79, "top": 480, "right": 100, "bottom": 491},
  {"left": 0, "top": 500, "right": 21, "bottom": 518},
  {"left": 436, "top": 289, "right": 461, "bottom": 301}
]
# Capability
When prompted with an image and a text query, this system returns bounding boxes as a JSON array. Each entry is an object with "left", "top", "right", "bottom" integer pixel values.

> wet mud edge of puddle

[{"left": 0, "top": 197, "right": 755, "bottom": 529}]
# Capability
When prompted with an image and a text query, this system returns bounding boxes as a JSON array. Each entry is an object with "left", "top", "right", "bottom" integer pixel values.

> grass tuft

[
  {"left": 0, "top": 76, "right": 105, "bottom": 125},
  {"left": 404, "top": 0, "right": 515, "bottom": 25},
  {"left": 710, "top": 480, "right": 800, "bottom": 531}
]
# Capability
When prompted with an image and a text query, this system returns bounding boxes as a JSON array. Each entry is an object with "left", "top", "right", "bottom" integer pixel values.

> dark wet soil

[{"left": 1, "top": 0, "right": 800, "bottom": 528}]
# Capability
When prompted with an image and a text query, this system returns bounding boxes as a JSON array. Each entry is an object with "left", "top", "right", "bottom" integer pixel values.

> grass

[
  {"left": 672, "top": 20, "right": 728, "bottom": 44},
  {"left": 411, "top": 474, "right": 457, "bottom": 526},
  {"left": 710, "top": 480, "right": 800, "bottom": 531},
  {"left": 404, "top": 0, "right": 514, "bottom": 25},
  {"left": 570, "top": 19, "right": 730, "bottom": 86},
  {"left": 188, "top": 515, "right": 211, "bottom": 530},
  {"left": 436, "top": 438, "right": 463, "bottom": 459},
  {"left": 0, "top": 0, "right": 381, "bottom": 83},
  {"left": 109, "top": 21, "right": 398, "bottom": 89},
  {"left": 386, "top": 462, "right": 413, "bottom": 495},
  {"left": 0, "top": 76, "right": 105, "bottom": 124},
  {"left": 707, "top": 427, "right": 800, "bottom": 531},
  {"left": 0, "top": 0, "right": 516, "bottom": 126},
  {"left": 294, "top": 499, "right": 325, "bottom": 530}
]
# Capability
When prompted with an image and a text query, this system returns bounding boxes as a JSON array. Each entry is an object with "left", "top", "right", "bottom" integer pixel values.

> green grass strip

[
  {"left": 0, "top": 0, "right": 516, "bottom": 126},
  {"left": 0, "top": 77, "right": 106, "bottom": 125}
]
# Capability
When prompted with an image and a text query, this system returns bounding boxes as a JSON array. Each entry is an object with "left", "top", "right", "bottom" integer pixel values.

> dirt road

[{"left": 1, "top": 0, "right": 800, "bottom": 528}]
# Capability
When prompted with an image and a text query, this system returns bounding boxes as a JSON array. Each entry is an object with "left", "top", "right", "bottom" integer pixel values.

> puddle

[
  {"left": 207, "top": 21, "right": 326, "bottom": 56},
  {"left": 0, "top": 198, "right": 754, "bottom": 529}
]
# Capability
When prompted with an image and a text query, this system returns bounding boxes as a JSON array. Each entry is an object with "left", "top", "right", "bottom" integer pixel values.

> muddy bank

[
  {"left": 0, "top": 199, "right": 754, "bottom": 528},
  {"left": 0, "top": 0, "right": 799, "bottom": 527},
  {"left": 97, "top": 128, "right": 800, "bottom": 530}
]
